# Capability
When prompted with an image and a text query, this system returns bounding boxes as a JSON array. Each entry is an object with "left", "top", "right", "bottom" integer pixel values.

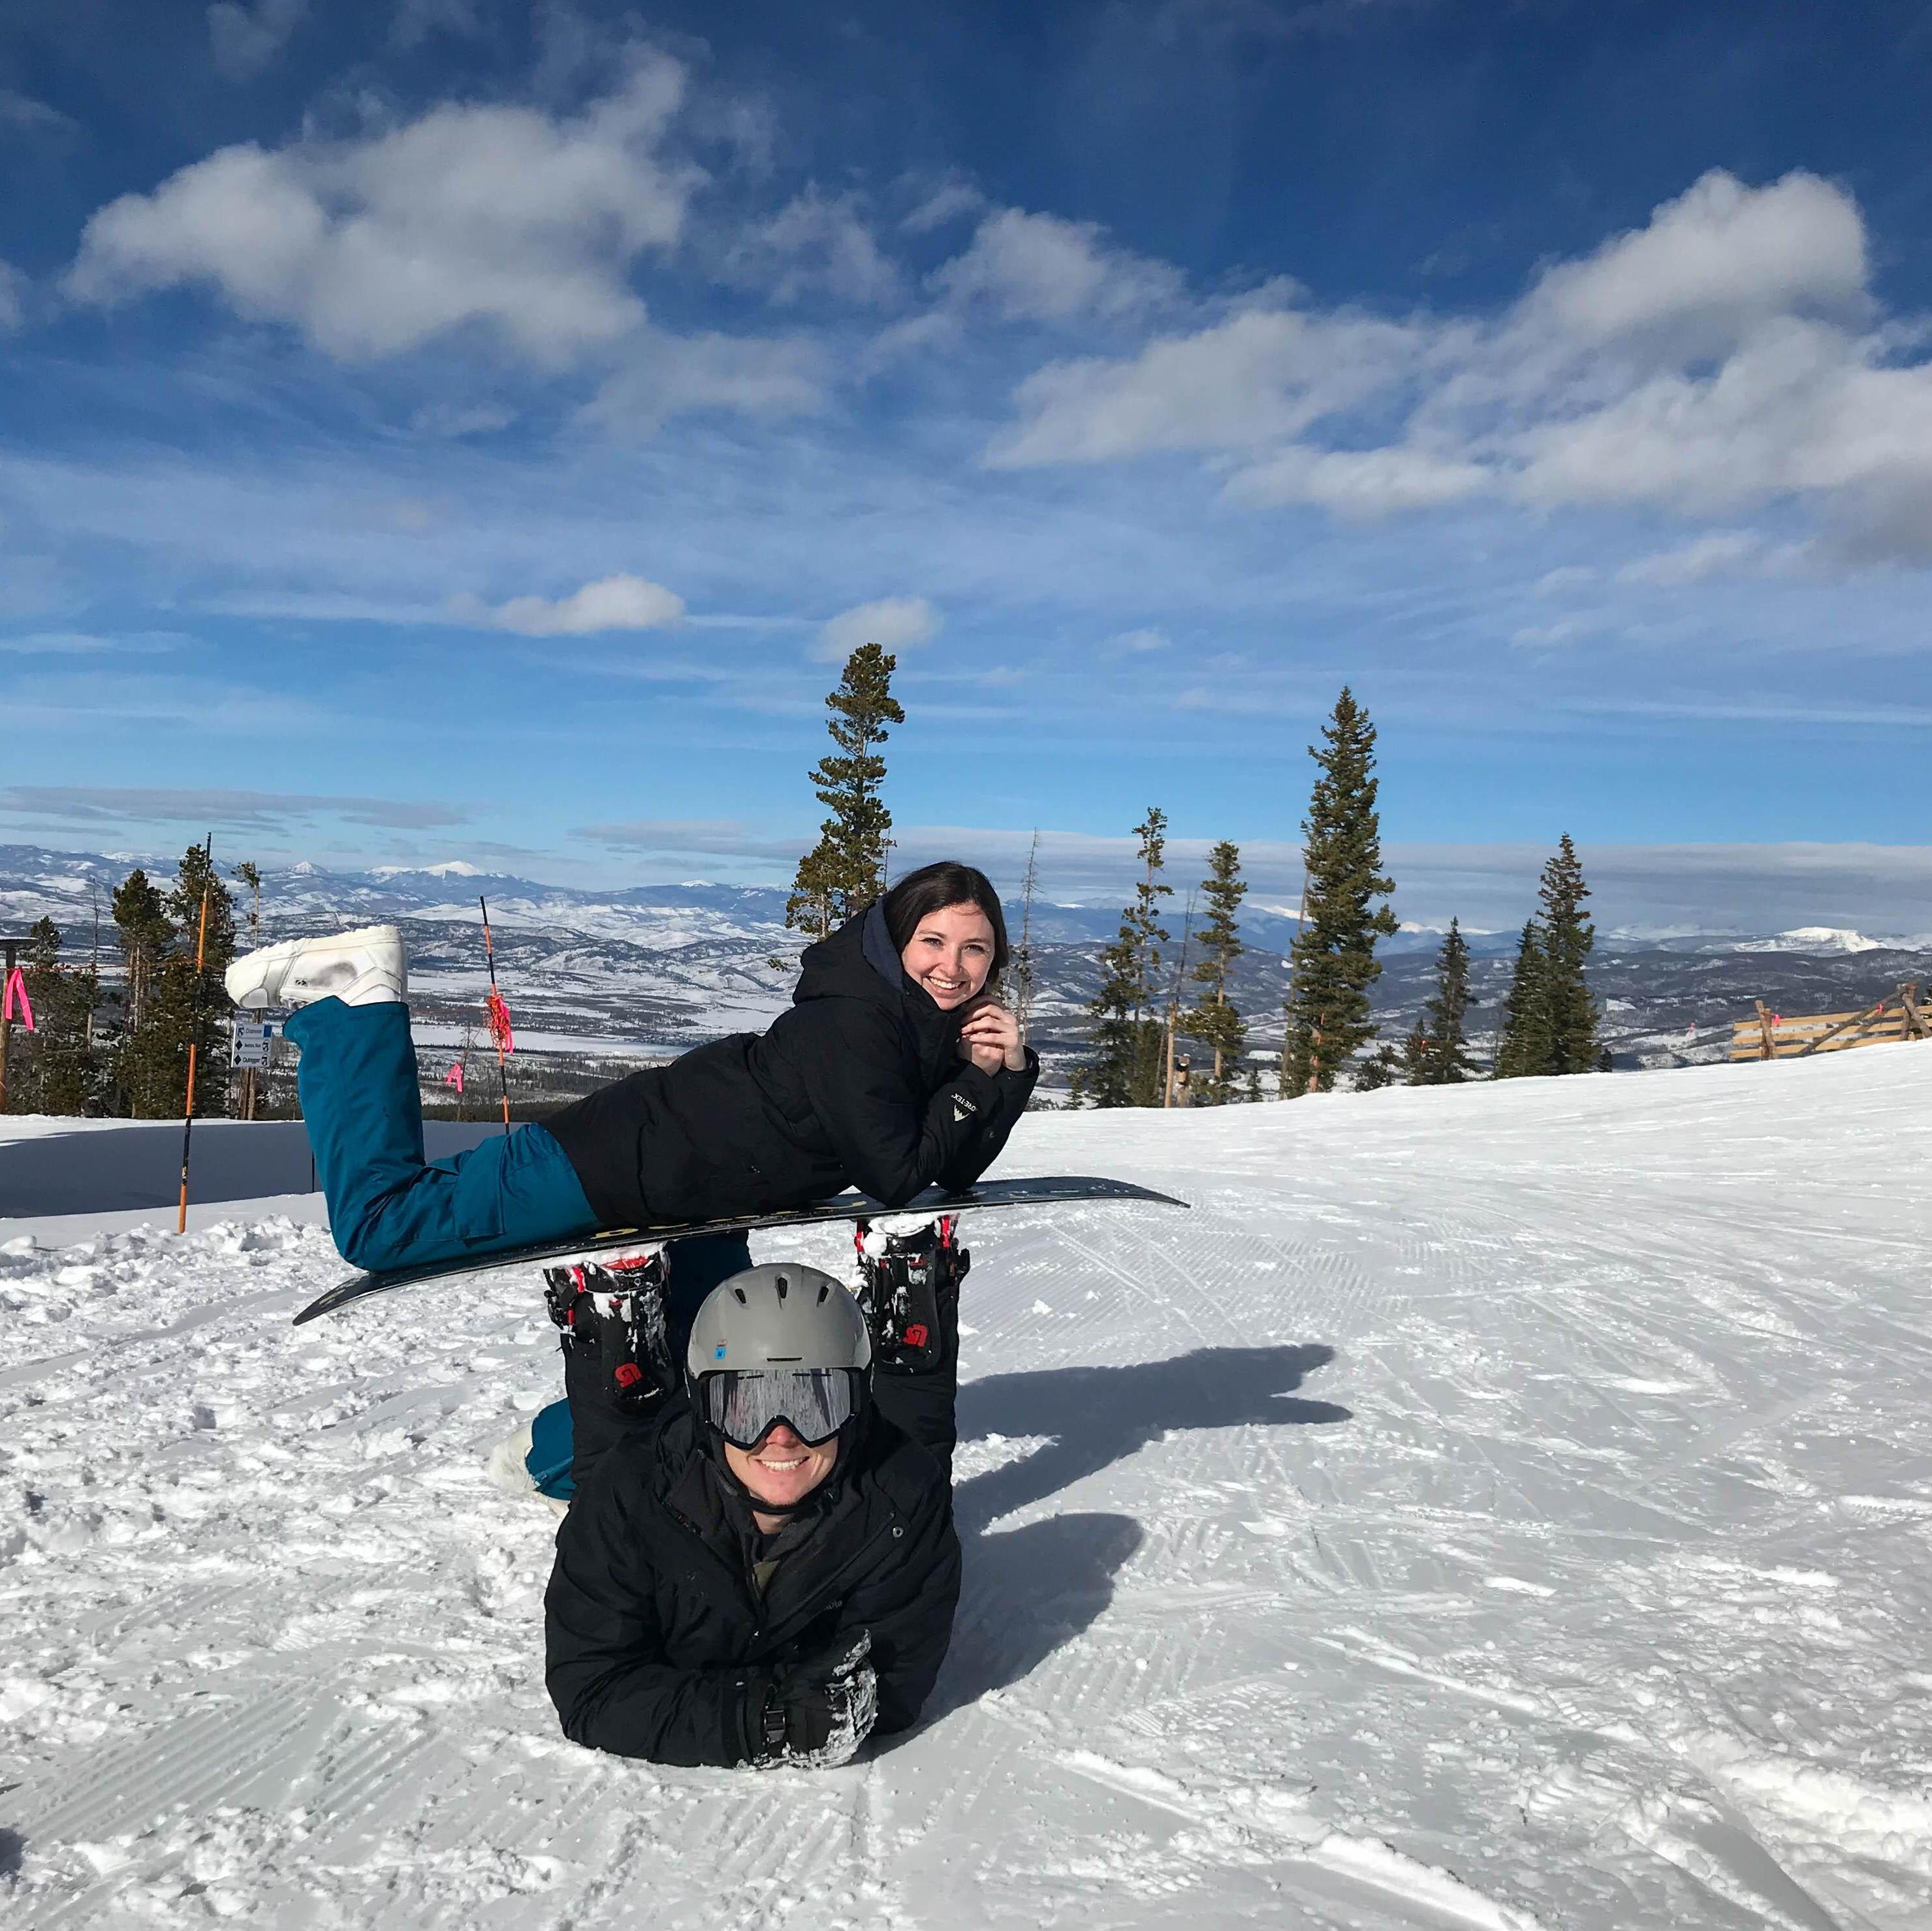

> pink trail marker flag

[
  {"left": 443, "top": 1061, "right": 465, "bottom": 1093},
  {"left": 1, "top": 967, "right": 33, "bottom": 1031}
]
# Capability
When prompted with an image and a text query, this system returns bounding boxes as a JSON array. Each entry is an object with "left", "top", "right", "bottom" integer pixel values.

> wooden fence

[{"left": 1730, "top": 981, "right": 1929, "bottom": 1062}]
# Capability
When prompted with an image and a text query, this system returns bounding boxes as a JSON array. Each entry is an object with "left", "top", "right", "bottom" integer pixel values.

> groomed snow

[{"left": 5, "top": 1046, "right": 1932, "bottom": 1928}]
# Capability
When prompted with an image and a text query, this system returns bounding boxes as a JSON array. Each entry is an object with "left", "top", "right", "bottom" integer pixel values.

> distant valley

[{"left": 6, "top": 845, "right": 1929, "bottom": 1099}]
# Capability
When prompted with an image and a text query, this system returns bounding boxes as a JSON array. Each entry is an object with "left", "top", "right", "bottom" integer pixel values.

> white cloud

[
  {"left": 207, "top": 0, "right": 308, "bottom": 82},
  {"left": 814, "top": 595, "right": 940, "bottom": 662},
  {"left": 1226, "top": 442, "right": 1491, "bottom": 514},
  {"left": 1521, "top": 168, "right": 1867, "bottom": 358},
  {"left": 67, "top": 54, "right": 696, "bottom": 364},
  {"left": 1105, "top": 627, "right": 1170, "bottom": 653},
  {"left": 733, "top": 187, "right": 900, "bottom": 307},
  {"left": 0, "top": 631, "right": 187, "bottom": 655},
  {"left": 390, "top": 0, "right": 484, "bottom": 49},
  {"left": 1, "top": 783, "right": 466, "bottom": 830},
  {"left": 932, "top": 208, "right": 1183, "bottom": 323},
  {"left": 456, "top": 574, "right": 686, "bottom": 635},
  {"left": 1616, "top": 531, "right": 1768, "bottom": 586},
  {"left": 989, "top": 302, "right": 1421, "bottom": 466},
  {"left": 988, "top": 168, "right": 1932, "bottom": 562},
  {"left": 0, "top": 89, "right": 78, "bottom": 138},
  {"left": 901, "top": 180, "right": 986, "bottom": 234},
  {"left": 0, "top": 260, "right": 23, "bottom": 332},
  {"left": 581, "top": 328, "right": 827, "bottom": 431}
]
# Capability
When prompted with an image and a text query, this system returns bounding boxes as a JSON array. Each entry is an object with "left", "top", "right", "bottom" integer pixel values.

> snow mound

[{"left": 5, "top": 1044, "right": 1932, "bottom": 1927}]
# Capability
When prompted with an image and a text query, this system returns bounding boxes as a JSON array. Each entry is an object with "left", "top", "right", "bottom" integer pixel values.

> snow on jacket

[
  {"left": 545, "top": 1400, "right": 962, "bottom": 1766},
  {"left": 545, "top": 902, "right": 1038, "bottom": 1227}
]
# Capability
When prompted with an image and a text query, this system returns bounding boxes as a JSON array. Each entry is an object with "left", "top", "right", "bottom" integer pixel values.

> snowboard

[{"left": 293, "top": 1176, "right": 1188, "bottom": 1325}]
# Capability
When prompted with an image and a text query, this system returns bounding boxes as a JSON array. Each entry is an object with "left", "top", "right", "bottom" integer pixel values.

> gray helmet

[{"left": 686, "top": 1263, "right": 873, "bottom": 1381}]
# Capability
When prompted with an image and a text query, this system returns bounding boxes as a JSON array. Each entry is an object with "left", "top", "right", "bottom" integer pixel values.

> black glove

[{"left": 752, "top": 1631, "right": 878, "bottom": 1768}]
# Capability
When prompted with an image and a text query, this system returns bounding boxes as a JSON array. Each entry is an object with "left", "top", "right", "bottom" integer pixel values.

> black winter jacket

[
  {"left": 545, "top": 1402, "right": 962, "bottom": 1766},
  {"left": 546, "top": 903, "right": 1038, "bottom": 1227}
]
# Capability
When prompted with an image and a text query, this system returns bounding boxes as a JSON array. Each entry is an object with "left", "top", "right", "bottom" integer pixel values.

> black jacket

[
  {"left": 545, "top": 1402, "right": 962, "bottom": 1766},
  {"left": 546, "top": 903, "right": 1038, "bottom": 1227}
]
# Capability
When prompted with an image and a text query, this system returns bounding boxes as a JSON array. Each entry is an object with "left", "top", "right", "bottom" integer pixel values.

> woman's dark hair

[{"left": 881, "top": 862, "right": 1010, "bottom": 976}]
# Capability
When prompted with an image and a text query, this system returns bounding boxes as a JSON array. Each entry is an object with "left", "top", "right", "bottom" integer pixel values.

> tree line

[
  {"left": 768, "top": 650, "right": 1604, "bottom": 1105},
  {"left": 2, "top": 843, "right": 247, "bottom": 1119}
]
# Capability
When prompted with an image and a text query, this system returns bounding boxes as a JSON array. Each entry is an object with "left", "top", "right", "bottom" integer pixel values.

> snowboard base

[{"left": 293, "top": 1176, "right": 1188, "bottom": 1325}]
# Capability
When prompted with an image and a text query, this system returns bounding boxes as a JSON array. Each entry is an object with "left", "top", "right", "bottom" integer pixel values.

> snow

[{"left": 5, "top": 1044, "right": 1932, "bottom": 1927}]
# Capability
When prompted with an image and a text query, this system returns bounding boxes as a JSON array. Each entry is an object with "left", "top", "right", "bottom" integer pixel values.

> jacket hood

[{"left": 794, "top": 903, "right": 955, "bottom": 1031}]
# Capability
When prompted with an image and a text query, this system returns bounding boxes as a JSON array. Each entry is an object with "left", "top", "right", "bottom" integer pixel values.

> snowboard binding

[
  {"left": 853, "top": 1215, "right": 969, "bottom": 1375},
  {"left": 543, "top": 1247, "right": 674, "bottom": 1415}
]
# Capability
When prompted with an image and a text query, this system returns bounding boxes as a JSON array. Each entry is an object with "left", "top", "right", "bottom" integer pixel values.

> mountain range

[{"left": 5, "top": 844, "right": 1929, "bottom": 1091}]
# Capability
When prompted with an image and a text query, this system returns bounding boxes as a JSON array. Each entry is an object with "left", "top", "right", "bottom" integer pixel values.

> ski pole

[
  {"left": 177, "top": 836, "right": 213, "bottom": 1235},
  {"left": 479, "top": 895, "right": 513, "bottom": 1136}
]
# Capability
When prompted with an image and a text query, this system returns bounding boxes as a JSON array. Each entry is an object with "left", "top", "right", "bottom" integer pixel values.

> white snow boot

[{"left": 224, "top": 924, "right": 407, "bottom": 1010}]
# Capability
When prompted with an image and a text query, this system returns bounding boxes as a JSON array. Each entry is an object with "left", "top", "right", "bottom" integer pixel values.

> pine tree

[
  {"left": 1352, "top": 1044, "right": 1402, "bottom": 1091},
  {"left": 1493, "top": 838, "right": 1598, "bottom": 1079},
  {"left": 10, "top": 917, "right": 103, "bottom": 1116},
  {"left": 1280, "top": 689, "right": 1399, "bottom": 1095},
  {"left": 111, "top": 868, "right": 172, "bottom": 1040},
  {"left": 786, "top": 643, "right": 905, "bottom": 939},
  {"left": 1493, "top": 921, "right": 1548, "bottom": 1078},
  {"left": 119, "top": 845, "right": 237, "bottom": 1118},
  {"left": 1404, "top": 918, "right": 1480, "bottom": 1084},
  {"left": 1536, "top": 834, "right": 1598, "bottom": 1075},
  {"left": 1012, "top": 831, "right": 1041, "bottom": 1039},
  {"left": 1183, "top": 840, "right": 1247, "bottom": 1105},
  {"left": 1071, "top": 808, "right": 1171, "bottom": 1108}
]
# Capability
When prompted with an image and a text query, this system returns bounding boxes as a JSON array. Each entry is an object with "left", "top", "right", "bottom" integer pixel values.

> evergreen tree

[
  {"left": 1280, "top": 689, "right": 1399, "bottom": 1095},
  {"left": 1183, "top": 840, "right": 1248, "bottom": 1105},
  {"left": 111, "top": 868, "right": 172, "bottom": 1039},
  {"left": 1011, "top": 831, "right": 1041, "bottom": 1038},
  {"left": 119, "top": 845, "right": 237, "bottom": 1118},
  {"left": 1071, "top": 808, "right": 1171, "bottom": 1108},
  {"left": 1404, "top": 918, "right": 1480, "bottom": 1084},
  {"left": 1352, "top": 1044, "right": 1402, "bottom": 1091},
  {"left": 1493, "top": 837, "right": 1598, "bottom": 1079},
  {"left": 10, "top": 918, "right": 103, "bottom": 1116},
  {"left": 1243, "top": 1061, "right": 1263, "bottom": 1103},
  {"left": 786, "top": 643, "right": 905, "bottom": 939},
  {"left": 1493, "top": 921, "right": 1547, "bottom": 1079},
  {"left": 1536, "top": 834, "right": 1598, "bottom": 1075}
]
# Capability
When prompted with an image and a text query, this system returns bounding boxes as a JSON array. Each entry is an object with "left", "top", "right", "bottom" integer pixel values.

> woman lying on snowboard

[
  {"left": 545, "top": 1260, "right": 962, "bottom": 1769},
  {"left": 223, "top": 860, "right": 1039, "bottom": 1276}
]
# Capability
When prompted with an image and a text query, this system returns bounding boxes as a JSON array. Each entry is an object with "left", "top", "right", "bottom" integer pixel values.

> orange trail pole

[
  {"left": 177, "top": 836, "right": 214, "bottom": 1235},
  {"left": 479, "top": 896, "right": 512, "bottom": 1135}
]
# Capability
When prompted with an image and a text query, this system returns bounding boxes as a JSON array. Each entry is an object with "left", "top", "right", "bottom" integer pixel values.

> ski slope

[{"left": 5, "top": 1046, "right": 1932, "bottom": 1929}]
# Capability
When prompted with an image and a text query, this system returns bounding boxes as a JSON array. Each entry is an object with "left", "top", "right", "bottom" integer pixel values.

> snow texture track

[{"left": 5, "top": 1043, "right": 1932, "bottom": 1928}]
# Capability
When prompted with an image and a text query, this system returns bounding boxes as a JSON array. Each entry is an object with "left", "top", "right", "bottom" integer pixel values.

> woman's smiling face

[{"left": 899, "top": 902, "right": 996, "bottom": 1011}]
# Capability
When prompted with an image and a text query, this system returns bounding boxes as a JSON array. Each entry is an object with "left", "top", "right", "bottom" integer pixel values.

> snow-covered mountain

[
  {"left": 5, "top": 1040, "right": 1931, "bottom": 1926},
  {"left": 5, "top": 845, "right": 1930, "bottom": 1083}
]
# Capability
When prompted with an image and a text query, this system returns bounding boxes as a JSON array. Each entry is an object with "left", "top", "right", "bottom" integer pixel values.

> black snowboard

[{"left": 293, "top": 1176, "right": 1188, "bottom": 1325}]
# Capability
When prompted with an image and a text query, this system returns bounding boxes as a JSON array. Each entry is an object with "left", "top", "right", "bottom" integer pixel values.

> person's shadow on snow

[
  {"left": 955, "top": 1342, "right": 1348, "bottom": 1533},
  {"left": 0, "top": 1827, "right": 22, "bottom": 1882},
  {"left": 908, "top": 1344, "right": 1349, "bottom": 1728}
]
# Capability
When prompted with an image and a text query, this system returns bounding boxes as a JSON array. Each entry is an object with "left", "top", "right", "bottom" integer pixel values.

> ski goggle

[{"left": 697, "top": 1368, "right": 862, "bottom": 1451}]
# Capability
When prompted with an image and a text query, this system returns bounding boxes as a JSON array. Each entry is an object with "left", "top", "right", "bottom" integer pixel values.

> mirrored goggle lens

[{"left": 701, "top": 1368, "right": 857, "bottom": 1449}]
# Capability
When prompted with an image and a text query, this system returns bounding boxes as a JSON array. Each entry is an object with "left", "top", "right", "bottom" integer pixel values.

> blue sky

[{"left": 3, "top": 0, "right": 1931, "bottom": 932}]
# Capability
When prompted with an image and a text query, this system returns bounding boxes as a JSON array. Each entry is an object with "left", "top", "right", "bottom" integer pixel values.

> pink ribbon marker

[
  {"left": 1, "top": 967, "right": 32, "bottom": 1032},
  {"left": 443, "top": 1061, "right": 465, "bottom": 1093}
]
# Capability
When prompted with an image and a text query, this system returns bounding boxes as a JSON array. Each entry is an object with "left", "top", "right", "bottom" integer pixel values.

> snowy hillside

[{"left": 5, "top": 1045, "right": 1932, "bottom": 1927}]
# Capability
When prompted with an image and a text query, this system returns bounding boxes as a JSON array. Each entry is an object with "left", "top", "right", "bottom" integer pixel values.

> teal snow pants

[{"left": 286, "top": 996, "right": 598, "bottom": 1274}]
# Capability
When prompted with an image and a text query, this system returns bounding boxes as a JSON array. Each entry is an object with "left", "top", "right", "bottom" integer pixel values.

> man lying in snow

[{"left": 543, "top": 1260, "right": 962, "bottom": 1769}]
